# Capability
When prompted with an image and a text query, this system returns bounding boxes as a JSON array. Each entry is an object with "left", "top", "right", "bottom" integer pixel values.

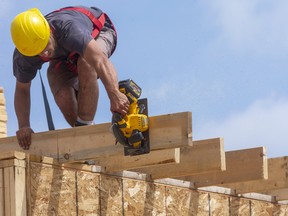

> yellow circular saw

[{"left": 111, "top": 79, "right": 150, "bottom": 156}]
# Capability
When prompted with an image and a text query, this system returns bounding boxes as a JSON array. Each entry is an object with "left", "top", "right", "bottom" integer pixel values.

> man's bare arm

[
  {"left": 83, "top": 39, "right": 129, "bottom": 115},
  {"left": 14, "top": 80, "right": 34, "bottom": 149}
]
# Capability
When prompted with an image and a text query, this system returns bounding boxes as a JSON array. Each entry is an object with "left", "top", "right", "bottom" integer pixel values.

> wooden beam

[
  {"left": 4, "top": 166, "right": 27, "bottom": 216},
  {"left": 0, "top": 134, "right": 7, "bottom": 139},
  {"left": 57, "top": 111, "right": 192, "bottom": 162},
  {"left": 94, "top": 148, "right": 180, "bottom": 172},
  {"left": 222, "top": 156, "right": 288, "bottom": 194},
  {"left": 264, "top": 188, "right": 288, "bottom": 201},
  {"left": 0, "top": 93, "right": 5, "bottom": 106},
  {"left": 0, "top": 115, "right": 7, "bottom": 122},
  {"left": 0, "top": 132, "right": 59, "bottom": 159},
  {"left": 132, "top": 138, "right": 226, "bottom": 179},
  {"left": 0, "top": 151, "right": 26, "bottom": 161},
  {"left": 0, "top": 112, "right": 192, "bottom": 163},
  {"left": 177, "top": 147, "right": 268, "bottom": 187},
  {"left": 0, "top": 159, "right": 26, "bottom": 169},
  {"left": 0, "top": 106, "right": 6, "bottom": 116}
]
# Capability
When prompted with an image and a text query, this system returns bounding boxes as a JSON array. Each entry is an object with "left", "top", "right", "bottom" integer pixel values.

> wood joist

[
  {"left": 0, "top": 112, "right": 192, "bottom": 162},
  {"left": 0, "top": 111, "right": 288, "bottom": 204}
]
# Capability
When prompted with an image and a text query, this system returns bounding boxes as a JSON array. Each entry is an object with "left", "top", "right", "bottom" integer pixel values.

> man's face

[{"left": 38, "top": 35, "right": 56, "bottom": 58}]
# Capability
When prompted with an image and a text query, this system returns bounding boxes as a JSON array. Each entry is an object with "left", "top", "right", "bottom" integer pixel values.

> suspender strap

[
  {"left": 40, "top": 7, "right": 117, "bottom": 73},
  {"left": 39, "top": 70, "right": 55, "bottom": 131},
  {"left": 57, "top": 7, "right": 106, "bottom": 38}
]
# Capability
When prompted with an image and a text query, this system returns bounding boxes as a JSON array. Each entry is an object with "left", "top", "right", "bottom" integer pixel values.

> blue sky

[{"left": 1, "top": 0, "right": 288, "bottom": 158}]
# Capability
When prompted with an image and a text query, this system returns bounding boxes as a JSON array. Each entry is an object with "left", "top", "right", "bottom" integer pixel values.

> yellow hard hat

[{"left": 10, "top": 8, "right": 50, "bottom": 56}]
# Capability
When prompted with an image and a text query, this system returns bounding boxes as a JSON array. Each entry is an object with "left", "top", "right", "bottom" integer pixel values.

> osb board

[
  {"left": 229, "top": 197, "right": 250, "bottom": 216},
  {"left": 123, "top": 178, "right": 166, "bottom": 215},
  {"left": 270, "top": 204, "right": 288, "bottom": 215},
  {"left": 29, "top": 162, "right": 77, "bottom": 215},
  {"left": 10, "top": 156, "right": 288, "bottom": 215},
  {"left": 77, "top": 171, "right": 100, "bottom": 215},
  {"left": 99, "top": 176, "right": 210, "bottom": 216},
  {"left": 209, "top": 193, "right": 229, "bottom": 215},
  {"left": 100, "top": 175, "right": 123, "bottom": 215},
  {"left": 251, "top": 200, "right": 273, "bottom": 215},
  {"left": 29, "top": 161, "right": 102, "bottom": 215},
  {"left": 165, "top": 186, "right": 209, "bottom": 215},
  {"left": 250, "top": 199, "right": 288, "bottom": 216}
]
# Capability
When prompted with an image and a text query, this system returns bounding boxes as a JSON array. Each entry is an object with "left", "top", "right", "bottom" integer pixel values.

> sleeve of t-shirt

[{"left": 13, "top": 49, "right": 44, "bottom": 83}]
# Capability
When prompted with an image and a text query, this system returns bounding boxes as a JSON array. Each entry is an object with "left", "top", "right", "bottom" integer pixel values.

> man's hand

[
  {"left": 110, "top": 91, "right": 130, "bottom": 116},
  {"left": 16, "top": 126, "right": 34, "bottom": 150}
]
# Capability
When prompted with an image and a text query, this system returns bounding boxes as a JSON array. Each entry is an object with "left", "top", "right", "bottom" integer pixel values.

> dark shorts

[{"left": 47, "top": 25, "right": 117, "bottom": 96}]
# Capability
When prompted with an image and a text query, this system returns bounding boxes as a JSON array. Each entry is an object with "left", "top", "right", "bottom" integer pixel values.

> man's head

[{"left": 10, "top": 8, "right": 50, "bottom": 56}]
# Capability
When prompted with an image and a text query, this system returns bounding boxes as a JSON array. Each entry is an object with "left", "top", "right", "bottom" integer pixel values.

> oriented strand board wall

[
  {"left": 0, "top": 88, "right": 7, "bottom": 138},
  {"left": 27, "top": 161, "right": 288, "bottom": 216},
  {"left": 0, "top": 154, "right": 287, "bottom": 215}
]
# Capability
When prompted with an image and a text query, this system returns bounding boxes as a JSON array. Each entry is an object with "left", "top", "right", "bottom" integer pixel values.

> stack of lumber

[
  {"left": 0, "top": 88, "right": 288, "bottom": 215},
  {"left": 0, "top": 88, "right": 7, "bottom": 138}
]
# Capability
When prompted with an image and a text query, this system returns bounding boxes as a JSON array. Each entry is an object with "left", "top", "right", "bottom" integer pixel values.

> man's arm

[
  {"left": 83, "top": 39, "right": 130, "bottom": 116},
  {"left": 14, "top": 80, "right": 34, "bottom": 150}
]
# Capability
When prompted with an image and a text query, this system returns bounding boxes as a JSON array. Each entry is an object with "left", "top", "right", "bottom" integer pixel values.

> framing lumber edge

[
  {"left": 264, "top": 188, "right": 288, "bottom": 201},
  {"left": 177, "top": 146, "right": 268, "bottom": 187},
  {"left": 0, "top": 111, "right": 192, "bottom": 164},
  {"left": 220, "top": 156, "right": 288, "bottom": 194},
  {"left": 133, "top": 137, "right": 226, "bottom": 179}
]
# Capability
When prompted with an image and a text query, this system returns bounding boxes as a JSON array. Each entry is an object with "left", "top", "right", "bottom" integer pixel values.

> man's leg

[
  {"left": 76, "top": 58, "right": 99, "bottom": 123},
  {"left": 47, "top": 61, "right": 78, "bottom": 126},
  {"left": 47, "top": 25, "right": 117, "bottom": 126}
]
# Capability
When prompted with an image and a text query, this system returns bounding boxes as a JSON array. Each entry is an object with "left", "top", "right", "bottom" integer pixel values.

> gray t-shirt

[{"left": 13, "top": 6, "right": 103, "bottom": 83}]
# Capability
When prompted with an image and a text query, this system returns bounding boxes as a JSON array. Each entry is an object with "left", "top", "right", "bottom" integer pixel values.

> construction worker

[{"left": 10, "top": 6, "right": 130, "bottom": 150}]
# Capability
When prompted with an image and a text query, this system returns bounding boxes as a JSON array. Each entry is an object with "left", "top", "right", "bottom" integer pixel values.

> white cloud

[
  {"left": 204, "top": 0, "right": 288, "bottom": 54},
  {"left": 194, "top": 96, "right": 288, "bottom": 157}
]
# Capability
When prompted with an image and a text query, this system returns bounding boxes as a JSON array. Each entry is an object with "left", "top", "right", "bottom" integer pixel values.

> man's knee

[{"left": 47, "top": 61, "right": 79, "bottom": 95}]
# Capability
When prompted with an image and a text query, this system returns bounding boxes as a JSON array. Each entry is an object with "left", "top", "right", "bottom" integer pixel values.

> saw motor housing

[{"left": 112, "top": 79, "right": 150, "bottom": 156}]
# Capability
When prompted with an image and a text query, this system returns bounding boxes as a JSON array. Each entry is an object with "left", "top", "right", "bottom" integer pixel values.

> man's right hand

[
  {"left": 109, "top": 90, "right": 130, "bottom": 116},
  {"left": 16, "top": 126, "right": 34, "bottom": 150}
]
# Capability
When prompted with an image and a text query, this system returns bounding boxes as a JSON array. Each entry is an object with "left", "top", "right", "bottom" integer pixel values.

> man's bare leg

[{"left": 77, "top": 57, "right": 99, "bottom": 123}]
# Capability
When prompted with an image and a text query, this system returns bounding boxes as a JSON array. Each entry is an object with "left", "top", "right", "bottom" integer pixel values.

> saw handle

[{"left": 113, "top": 112, "right": 123, "bottom": 122}]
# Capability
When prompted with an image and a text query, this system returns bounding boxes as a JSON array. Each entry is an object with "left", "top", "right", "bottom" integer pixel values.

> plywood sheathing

[
  {"left": 28, "top": 164, "right": 288, "bottom": 215},
  {"left": 0, "top": 87, "right": 7, "bottom": 138},
  {"left": 0, "top": 152, "right": 287, "bottom": 215}
]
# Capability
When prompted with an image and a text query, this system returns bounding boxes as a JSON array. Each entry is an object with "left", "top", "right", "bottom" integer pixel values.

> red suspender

[
  {"left": 40, "top": 7, "right": 116, "bottom": 74},
  {"left": 58, "top": 7, "right": 107, "bottom": 38}
]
